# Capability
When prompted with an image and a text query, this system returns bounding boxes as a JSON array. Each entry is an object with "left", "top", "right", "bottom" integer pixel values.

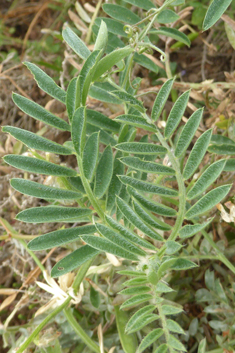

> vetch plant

[{"left": 2, "top": 0, "right": 235, "bottom": 352}]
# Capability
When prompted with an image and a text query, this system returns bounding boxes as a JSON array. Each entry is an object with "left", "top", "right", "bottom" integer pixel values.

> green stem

[
  {"left": 85, "top": 0, "right": 103, "bottom": 45},
  {"left": 16, "top": 297, "right": 71, "bottom": 353},
  {"left": 122, "top": 53, "right": 134, "bottom": 90},
  {"left": 157, "top": 302, "right": 173, "bottom": 353},
  {"left": 77, "top": 156, "right": 104, "bottom": 221},
  {"left": 19, "top": 239, "right": 45, "bottom": 273},
  {"left": 64, "top": 308, "right": 100, "bottom": 353}
]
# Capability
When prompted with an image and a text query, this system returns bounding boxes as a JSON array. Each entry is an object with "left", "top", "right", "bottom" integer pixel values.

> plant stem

[
  {"left": 73, "top": 257, "right": 95, "bottom": 293},
  {"left": 85, "top": 0, "right": 103, "bottom": 44},
  {"left": 157, "top": 302, "right": 174, "bottom": 353},
  {"left": 64, "top": 308, "right": 100, "bottom": 353},
  {"left": 16, "top": 297, "right": 71, "bottom": 353},
  {"left": 19, "top": 239, "right": 45, "bottom": 273}
]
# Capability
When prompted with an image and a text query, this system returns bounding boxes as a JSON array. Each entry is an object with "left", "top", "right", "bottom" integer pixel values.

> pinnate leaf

[
  {"left": 51, "top": 245, "right": 99, "bottom": 277},
  {"left": 185, "top": 184, "right": 231, "bottom": 219}
]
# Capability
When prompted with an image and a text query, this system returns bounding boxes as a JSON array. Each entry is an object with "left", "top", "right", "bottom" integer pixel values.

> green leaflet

[
  {"left": 87, "top": 109, "right": 120, "bottom": 133},
  {"left": 122, "top": 0, "right": 156, "bottom": 11},
  {"left": 105, "top": 215, "right": 156, "bottom": 250},
  {"left": 155, "top": 27, "right": 191, "bottom": 47},
  {"left": 95, "top": 223, "right": 146, "bottom": 257},
  {"left": 86, "top": 123, "right": 116, "bottom": 146},
  {"left": 72, "top": 106, "right": 86, "bottom": 155},
  {"left": 133, "top": 53, "right": 159, "bottom": 74},
  {"left": 10, "top": 179, "right": 81, "bottom": 200},
  {"left": 183, "top": 129, "right": 212, "bottom": 180},
  {"left": 122, "top": 277, "right": 148, "bottom": 286},
  {"left": 161, "top": 305, "right": 183, "bottom": 315},
  {"left": 119, "top": 286, "right": 151, "bottom": 295},
  {"left": 120, "top": 294, "right": 153, "bottom": 309},
  {"left": 157, "top": 258, "right": 197, "bottom": 278},
  {"left": 116, "top": 196, "right": 163, "bottom": 241},
  {"left": 224, "top": 158, "right": 235, "bottom": 171},
  {"left": 94, "top": 20, "right": 108, "bottom": 53},
  {"left": 127, "top": 314, "right": 159, "bottom": 334},
  {"left": 118, "top": 270, "right": 146, "bottom": 277},
  {"left": 67, "top": 176, "right": 85, "bottom": 194},
  {"left": 28, "top": 225, "right": 96, "bottom": 250},
  {"left": 127, "top": 186, "right": 176, "bottom": 218},
  {"left": 185, "top": 184, "right": 232, "bottom": 219},
  {"left": 187, "top": 159, "right": 226, "bottom": 199},
  {"left": 94, "top": 145, "right": 113, "bottom": 198},
  {"left": 93, "top": 47, "right": 134, "bottom": 81},
  {"left": 24, "top": 62, "right": 66, "bottom": 104},
  {"left": 16, "top": 206, "right": 92, "bottom": 223},
  {"left": 62, "top": 26, "right": 91, "bottom": 60},
  {"left": 4, "top": 155, "right": 77, "bottom": 177},
  {"left": 51, "top": 245, "right": 99, "bottom": 277},
  {"left": 82, "top": 132, "right": 99, "bottom": 181},
  {"left": 120, "top": 156, "right": 175, "bottom": 175},
  {"left": 66, "top": 77, "right": 77, "bottom": 122},
  {"left": 77, "top": 50, "right": 102, "bottom": 106},
  {"left": 114, "top": 306, "right": 138, "bottom": 353},
  {"left": 137, "top": 329, "right": 164, "bottom": 353},
  {"left": 175, "top": 108, "right": 203, "bottom": 157},
  {"left": 125, "top": 305, "right": 156, "bottom": 333},
  {"left": 155, "top": 282, "right": 174, "bottom": 293},
  {"left": 90, "top": 285, "right": 100, "bottom": 309},
  {"left": 12, "top": 93, "right": 70, "bottom": 131},
  {"left": 119, "top": 175, "right": 178, "bottom": 197},
  {"left": 164, "top": 90, "right": 190, "bottom": 139},
  {"left": 116, "top": 142, "right": 167, "bottom": 155},
  {"left": 208, "top": 144, "right": 235, "bottom": 155},
  {"left": 152, "top": 79, "right": 174, "bottom": 121},
  {"left": 133, "top": 200, "right": 171, "bottom": 231},
  {"left": 81, "top": 235, "right": 139, "bottom": 261},
  {"left": 203, "top": 0, "right": 232, "bottom": 31},
  {"left": 179, "top": 219, "right": 213, "bottom": 239},
  {"left": 210, "top": 134, "right": 235, "bottom": 146},
  {"left": 198, "top": 338, "right": 207, "bottom": 353},
  {"left": 106, "top": 151, "right": 124, "bottom": 212},
  {"left": 103, "top": 4, "right": 141, "bottom": 24},
  {"left": 95, "top": 17, "right": 128, "bottom": 37},
  {"left": 168, "top": 335, "right": 187, "bottom": 352},
  {"left": 153, "top": 344, "right": 168, "bottom": 353},
  {"left": 166, "top": 319, "right": 185, "bottom": 334},
  {"left": 2, "top": 126, "right": 72, "bottom": 155},
  {"left": 157, "top": 9, "right": 179, "bottom": 24},
  {"left": 111, "top": 91, "right": 145, "bottom": 113},
  {"left": 165, "top": 241, "right": 182, "bottom": 255},
  {"left": 89, "top": 84, "right": 122, "bottom": 104},
  {"left": 115, "top": 115, "right": 156, "bottom": 132}
]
